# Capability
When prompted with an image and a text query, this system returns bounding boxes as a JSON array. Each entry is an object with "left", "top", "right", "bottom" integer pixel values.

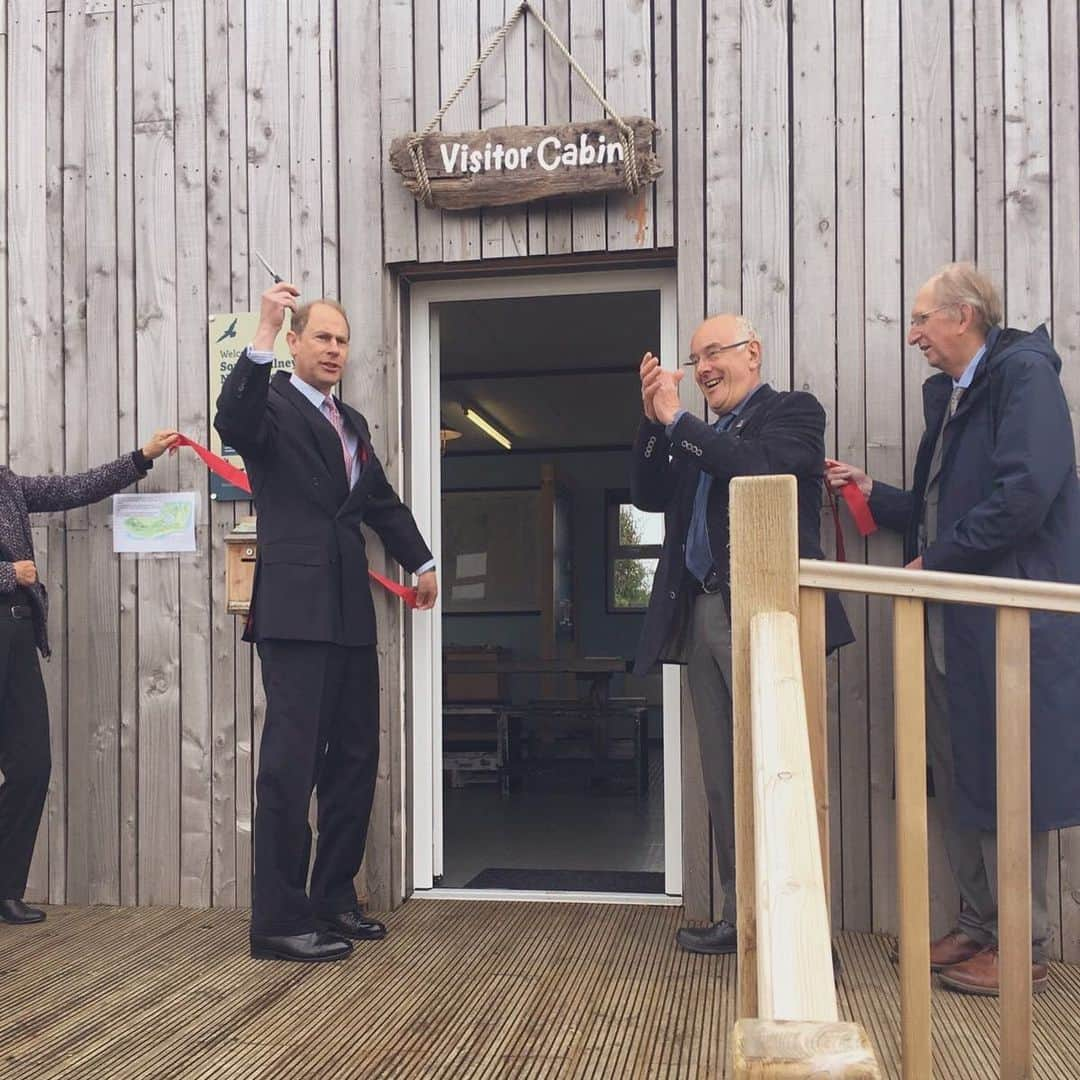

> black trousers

[
  {"left": 0, "top": 611, "right": 51, "bottom": 900},
  {"left": 252, "top": 640, "right": 380, "bottom": 935}
]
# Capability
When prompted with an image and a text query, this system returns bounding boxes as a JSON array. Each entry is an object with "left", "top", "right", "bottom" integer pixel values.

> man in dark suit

[
  {"left": 632, "top": 314, "right": 851, "bottom": 955},
  {"left": 215, "top": 282, "right": 437, "bottom": 963}
]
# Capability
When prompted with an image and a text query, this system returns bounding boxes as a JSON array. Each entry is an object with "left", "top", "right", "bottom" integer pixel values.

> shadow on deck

[{"left": 2, "top": 901, "right": 1078, "bottom": 1078}]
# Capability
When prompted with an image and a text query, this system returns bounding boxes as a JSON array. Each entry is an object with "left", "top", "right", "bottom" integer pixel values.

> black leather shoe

[
  {"left": 676, "top": 920, "right": 736, "bottom": 955},
  {"left": 318, "top": 908, "right": 387, "bottom": 941},
  {"left": 0, "top": 899, "right": 46, "bottom": 925},
  {"left": 249, "top": 930, "right": 353, "bottom": 962}
]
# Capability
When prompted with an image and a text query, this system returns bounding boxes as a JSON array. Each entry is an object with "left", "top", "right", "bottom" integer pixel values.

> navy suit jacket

[{"left": 214, "top": 352, "right": 432, "bottom": 646}]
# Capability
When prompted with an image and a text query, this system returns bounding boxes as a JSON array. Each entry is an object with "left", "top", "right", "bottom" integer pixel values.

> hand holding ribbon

[{"left": 174, "top": 435, "right": 421, "bottom": 609}]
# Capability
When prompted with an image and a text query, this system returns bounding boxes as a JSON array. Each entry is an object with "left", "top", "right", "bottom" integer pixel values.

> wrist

[{"left": 251, "top": 326, "right": 279, "bottom": 352}]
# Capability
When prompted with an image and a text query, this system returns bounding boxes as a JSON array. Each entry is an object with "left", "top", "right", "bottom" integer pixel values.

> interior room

[{"left": 436, "top": 288, "right": 668, "bottom": 893}]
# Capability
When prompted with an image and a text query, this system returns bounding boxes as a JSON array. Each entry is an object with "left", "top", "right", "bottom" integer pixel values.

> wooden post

[
  {"left": 732, "top": 1019, "right": 881, "bottom": 1078},
  {"left": 751, "top": 610, "right": 836, "bottom": 1022},
  {"left": 729, "top": 475, "right": 801, "bottom": 1020},
  {"left": 996, "top": 607, "right": 1032, "bottom": 1080},
  {"left": 798, "top": 587, "right": 830, "bottom": 922},
  {"left": 892, "top": 598, "right": 932, "bottom": 1079}
]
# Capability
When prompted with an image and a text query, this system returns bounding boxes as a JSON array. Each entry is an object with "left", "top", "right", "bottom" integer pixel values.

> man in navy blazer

[
  {"left": 632, "top": 314, "right": 852, "bottom": 957},
  {"left": 215, "top": 282, "right": 437, "bottom": 963}
]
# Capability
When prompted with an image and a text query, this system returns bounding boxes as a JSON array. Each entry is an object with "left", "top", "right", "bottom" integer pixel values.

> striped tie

[{"left": 321, "top": 395, "right": 353, "bottom": 481}]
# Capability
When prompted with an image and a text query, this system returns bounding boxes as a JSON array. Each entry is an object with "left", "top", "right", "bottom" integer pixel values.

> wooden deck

[{"left": 2, "top": 901, "right": 1078, "bottom": 1078}]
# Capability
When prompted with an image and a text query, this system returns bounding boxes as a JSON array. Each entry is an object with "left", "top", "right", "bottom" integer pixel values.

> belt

[{"left": 6, "top": 604, "right": 32, "bottom": 620}]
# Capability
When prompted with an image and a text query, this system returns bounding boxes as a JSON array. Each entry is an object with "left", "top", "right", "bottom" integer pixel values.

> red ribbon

[
  {"left": 176, "top": 435, "right": 419, "bottom": 608},
  {"left": 825, "top": 458, "right": 878, "bottom": 539}
]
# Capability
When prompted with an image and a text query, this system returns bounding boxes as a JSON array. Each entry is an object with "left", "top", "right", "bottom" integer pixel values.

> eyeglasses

[
  {"left": 909, "top": 303, "right": 957, "bottom": 328},
  {"left": 683, "top": 340, "right": 751, "bottom": 366}
]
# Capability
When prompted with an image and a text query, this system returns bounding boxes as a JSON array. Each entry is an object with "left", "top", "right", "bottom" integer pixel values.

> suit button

[
  {"left": 312, "top": 477, "right": 320, "bottom": 486},
  {"left": 669, "top": 591, "right": 677, "bottom": 599}
]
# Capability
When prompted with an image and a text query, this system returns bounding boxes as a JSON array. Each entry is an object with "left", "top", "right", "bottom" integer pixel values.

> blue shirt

[
  {"left": 247, "top": 347, "right": 435, "bottom": 576},
  {"left": 954, "top": 344, "right": 986, "bottom": 390},
  {"left": 681, "top": 384, "right": 763, "bottom": 583}
]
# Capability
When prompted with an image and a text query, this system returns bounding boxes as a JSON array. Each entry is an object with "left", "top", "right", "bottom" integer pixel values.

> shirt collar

[
  {"left": 289, "top": 372, "right": 333, "bottom": 410},
  {"left": 715, "top": 381, "right": 765, "bottom": 427},
  {"left": 954, "top": 344, "right": 986, "bottom": 390}
]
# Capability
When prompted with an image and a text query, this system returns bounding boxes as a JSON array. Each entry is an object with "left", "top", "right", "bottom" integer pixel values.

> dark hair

[{"left": 291, "top": 298, "right": 351, "bottom": 338}]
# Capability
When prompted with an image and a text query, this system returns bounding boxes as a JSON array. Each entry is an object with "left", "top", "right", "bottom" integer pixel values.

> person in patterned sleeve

[{"left": 0, "top": 428, "right": 178, "bottom": 925}]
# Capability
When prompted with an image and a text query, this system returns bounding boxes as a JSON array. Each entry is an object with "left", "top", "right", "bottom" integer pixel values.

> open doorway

[{"left": 408, "top": 270, "right": 681, "bottom": 899}]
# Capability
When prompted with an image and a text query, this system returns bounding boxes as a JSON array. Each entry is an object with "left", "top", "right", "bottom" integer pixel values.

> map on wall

[
  {"left": 113, "top": 493, "right": 199, "bottom": 555},
  {"left": 442, "top": 489, "right": 540, "bottom": 613}
]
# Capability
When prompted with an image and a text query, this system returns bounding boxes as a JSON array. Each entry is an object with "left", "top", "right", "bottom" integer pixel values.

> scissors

[{"left": 254, "top": 250, "right": 283, "bottom": 284}]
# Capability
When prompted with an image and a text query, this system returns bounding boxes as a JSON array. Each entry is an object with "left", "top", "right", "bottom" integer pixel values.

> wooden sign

[{"left": 389, "top": 117, "right": 661, "bottom": 211}]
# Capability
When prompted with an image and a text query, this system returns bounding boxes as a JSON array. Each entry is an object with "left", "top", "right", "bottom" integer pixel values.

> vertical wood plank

[
  {"left": 479, "top": 0, "right": 508, "bottom": 258},
  {"left": 227, "top": 0, "right": 254, "bottom": 908},
  {"left": 117, "top": 0, "right": 139, "bottom": 908},
  {"left": 799, "top": 587, "right": 830, "bottom": 922},
  {"left": 952, "top": 0, "right": 977, "bottom": 261},
  {"left": 569, "top": 0, "right": 605, "bottom": 251},
  {"left": 85, "top": 7, "right": 123, "bottom": 907},
  {"left": 1051, "top": 0, "right": 1080, "bottom": 965},
  {"left": 1003, "top": 0, "right": 1052, "bottom": 331},
  {"left": 318, "top": 0, "right": 339, "bottom": 295},
  {"left": 604, "top": 0, "right": 652, "bottom": 251},
  {"left": 61, "top": 0, "right": 91, "bottom": 908},
  {"left": 380, "top": 0, "right": 418, "bottom": 265},
  {"left": 440, "top": 0, "right": 481, "bottom": 261},
  {"left": 543, "top": 0, "right": 572, "bottom": 254},
  {"left": 652, "top": 0, "right": 673, "bottom": 249},
  {"left": 413, "top": 0, "right": 443, "bottom": 262},
  {"left": 974, "top": 0, "right": 1005, "bottom": 285},
  {"left": 996, "top": 607, "right": 1033, "bottom": 1080},
  {"left": 499, "top": 2, "right": 527, "bottom": 255},
  {"left": 339, "top": 0, "right": 399, "bottom": 911},
  {"left": 204, "top": 0, "right": 237, "bottom": 910},
  {"left": 675, "top": 0, "right": 708, "bottom": 922},
  {"left": 247, "top": 0, "right": 290, "bottom": 288},
  {"left": 704, "top": 0, "right": 741, "bottom": 321},
  {"left": 729, "top": 475, "right": 801, "bottom": 1021},
  {"left": 833, "top": 0, "right": 869, "bottom": 932},
  {"left": 43, "top": 5, "right": 68, "bottom": 906},
  {"left": 175, "top": 0, "right": 212, "bottom": 910},
  {"left": 893, "top": 597, "right": 932, "bottom": 1080},
  {"left": 525, "top": 1, "right": 547, "bottom": 254},
  {"left": 133, "top": 0, "right": 180, "bottom": 906},
  {"left": 289, "top": 0, "right": 324, "bottom": 292},
  {"left": 863, "top": 0, "right": 902, "bottom": 936},
  {"left": 741, "top": 0, "right": 789, "bottom": 387}
]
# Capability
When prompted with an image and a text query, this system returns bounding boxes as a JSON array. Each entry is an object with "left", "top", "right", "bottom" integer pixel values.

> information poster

[
  {"left": 208, "top": 311, "right": 293, "bottom": 500},
  {"left": 113, "top": 492, "right": 200, "bottom": 555}
]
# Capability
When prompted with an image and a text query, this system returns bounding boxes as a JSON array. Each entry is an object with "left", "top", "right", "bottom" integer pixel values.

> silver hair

[{"left": 929, "top": 263, "right": 1003, "bottom": 330}]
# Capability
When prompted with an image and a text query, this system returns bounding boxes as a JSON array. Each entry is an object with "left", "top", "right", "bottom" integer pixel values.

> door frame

[{"left": 406, "top": 267, "right": 682, "bottom": 899}]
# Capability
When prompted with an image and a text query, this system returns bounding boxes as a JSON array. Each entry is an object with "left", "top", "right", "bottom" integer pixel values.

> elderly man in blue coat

[{"left": 828, "top": 262, "right": 1080, "bottom": 996}]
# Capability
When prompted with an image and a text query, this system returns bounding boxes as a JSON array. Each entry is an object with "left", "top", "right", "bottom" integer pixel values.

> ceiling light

[{"left": 465, "top": 407, "right": 512, "bottom": 450}]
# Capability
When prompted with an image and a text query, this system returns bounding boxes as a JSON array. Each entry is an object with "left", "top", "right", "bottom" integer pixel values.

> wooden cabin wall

[{"left": 3, "top": 1, "right": 1079, "bottom": 960}]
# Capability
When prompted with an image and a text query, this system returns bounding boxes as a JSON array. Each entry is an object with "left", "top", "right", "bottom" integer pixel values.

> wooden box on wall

[{"left": 224, "top": 517, "right": 257, "bottom": 615}]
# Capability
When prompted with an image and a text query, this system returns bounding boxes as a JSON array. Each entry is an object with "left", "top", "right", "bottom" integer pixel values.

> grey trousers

[
  {"left": 925, "top": 650, "right": 1049, "bottom": 960},
  {"left": 685, "top": 591, "right": 737, "bottom": 924}
]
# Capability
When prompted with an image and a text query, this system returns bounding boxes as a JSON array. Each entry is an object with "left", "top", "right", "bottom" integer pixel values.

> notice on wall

[
  {"left": 208, "top": 311, "right": 293, "bottom": 500},
  {"left": 113, "top": 492, "right": 200, "bottom": 555},
  {"left": 455, "top": 552, "right": 488, "bottom": 579}
]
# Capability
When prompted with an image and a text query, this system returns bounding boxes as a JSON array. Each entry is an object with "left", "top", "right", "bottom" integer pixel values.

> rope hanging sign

[{"left": 388, "top": 1, "right": 662, "bottom": 212}]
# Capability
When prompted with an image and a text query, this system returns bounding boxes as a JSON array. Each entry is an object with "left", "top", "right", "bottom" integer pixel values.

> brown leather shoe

[
  {"left": 928, "top": 928, "right": 983, "bottom": 971},
  {"left": 937, "top": 945, "right": 1049, "bottom": 996}
]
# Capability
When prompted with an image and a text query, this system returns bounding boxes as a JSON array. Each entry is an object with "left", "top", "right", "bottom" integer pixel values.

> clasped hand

[{"left": 639, "top": 352, "right": 683, "bottom": 426}]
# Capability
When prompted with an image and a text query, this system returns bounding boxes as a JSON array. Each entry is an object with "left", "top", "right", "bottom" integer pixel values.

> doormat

[{"left": 463, "top": 867, "right": 665, "bottom": 893}]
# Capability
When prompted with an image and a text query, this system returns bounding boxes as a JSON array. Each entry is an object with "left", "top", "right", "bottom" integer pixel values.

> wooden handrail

[{"left": 799, "top": 558, "right": 1080, "bottom": 613}]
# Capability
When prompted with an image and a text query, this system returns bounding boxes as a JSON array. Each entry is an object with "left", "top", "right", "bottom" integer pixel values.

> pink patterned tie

[{"left": 321, "top": 395, "right": 353, "bottom": 482}]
